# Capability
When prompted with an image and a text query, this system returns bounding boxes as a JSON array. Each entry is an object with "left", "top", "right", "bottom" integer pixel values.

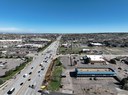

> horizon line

[{"left": 0, "top": 31, "right": 128, "bottom": 34}]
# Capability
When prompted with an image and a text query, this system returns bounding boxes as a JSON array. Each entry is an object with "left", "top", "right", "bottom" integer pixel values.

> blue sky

[{"left": 0, "top": 0, "right": 128, "bottom": 33}]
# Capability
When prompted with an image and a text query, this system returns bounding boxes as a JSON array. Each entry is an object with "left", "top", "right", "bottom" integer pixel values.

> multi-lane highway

[{"left": 0, "top": 36, "right": 61, "bottom": 95}]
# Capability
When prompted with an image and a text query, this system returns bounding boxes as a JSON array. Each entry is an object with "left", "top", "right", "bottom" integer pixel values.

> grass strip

[{"left": 48, "top": 58, "right": 63, "bottom": 91}]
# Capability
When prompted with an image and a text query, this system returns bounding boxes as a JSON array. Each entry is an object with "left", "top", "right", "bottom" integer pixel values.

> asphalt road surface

[{"left": 0, "top": 36, "right": 61, "bottom": 95}]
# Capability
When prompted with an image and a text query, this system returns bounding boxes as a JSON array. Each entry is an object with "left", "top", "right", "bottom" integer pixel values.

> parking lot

[
  {"left": 59, "top": 54, "right": 128, "bottom": 95},
  {"left": 109, "top": 58, "right": 128, "bottom": 80},
  {"left": 72, "top": 77, "right": 118, "bottom": 95},
  {"left": 0, "top": 58, "right": 24, "bottom": 76}
]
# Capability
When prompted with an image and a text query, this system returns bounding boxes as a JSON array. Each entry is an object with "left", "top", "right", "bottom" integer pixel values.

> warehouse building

[
  {"left": 29, "top": 38, "right": 51, "bottom": 44},
  {"left": 0, "top": 39, "right": 22, "bottom": 47}
]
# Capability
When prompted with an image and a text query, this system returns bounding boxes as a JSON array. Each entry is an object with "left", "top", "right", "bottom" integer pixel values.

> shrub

[
  {"left": 0, "top": 78, "right": 4, "bottom": 85},
  {"left": 109, "top": 59, "right": 116, "bottom": 64}
]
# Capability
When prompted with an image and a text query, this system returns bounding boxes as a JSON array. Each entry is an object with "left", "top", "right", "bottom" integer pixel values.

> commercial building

[
  {"left": 90, "top": 42, "right": 103, "bottom": 46},
  {"left": 87, "top": 55, "right": 105, "bottom": 63},
  {"left": 29, "top": 38, "right": 51, "bottom": 44},
  {"left": 82, "top": 55, "right": 106, "bottom": 64},
  {"left": 0, "top": 39, "right": 22, "bottom": 47},
  {"left": 16, "top": 44, "right": 43, "bottom": 48},
  {"left": 74, "top": 66, "right": 116, "bottom": 77}
]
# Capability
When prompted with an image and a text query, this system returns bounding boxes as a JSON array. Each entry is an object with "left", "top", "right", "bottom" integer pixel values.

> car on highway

[
  {"left": 41, "top": 67, "right": 45, "bottom": 70},
  {"left": 28, "top": 78, "right": 31, "bottom": 81},
  {"left": 44, "top": 60, "right": 48, "bottom": 63},
  {"left": 20, "top": 82, "right": 23, "bottom": 86},
  {"left": 23, "top": 74, "right": 28, "bottom": 78},
  {"left": 29, "top": 82, "right": 36, "bottom": 89},
  {"left": 38, "top": 71, "right": 40, "bottom": 73},
  {"left": 7, "top": 87, "right": 15, "bottom": 94},
  {"left": 31, "top": 67, "right": 33, "bottom": 69},
  {"left": 40, "top": 63, "right": 43, "bottom": 67},
  {"left": 29, "top": 72, "right": 32, "bottom": 75},
  {"left": 43, "top": 60, "right": 47, "bottom": 62}
]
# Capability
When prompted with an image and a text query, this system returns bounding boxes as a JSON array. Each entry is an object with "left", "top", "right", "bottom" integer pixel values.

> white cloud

[
  {"left": 0, "top": 27, "right": 22, "bottom": 32},
  {"left": 0, "top": 27, "right": 36, "bottom": 33}
]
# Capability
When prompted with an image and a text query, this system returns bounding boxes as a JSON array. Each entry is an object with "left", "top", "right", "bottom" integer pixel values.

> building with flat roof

[
  {"left": 82, "top": 55, "right": 106, "bottom": 64},
  {"left": 74, "top": 66, "right": 116, "bottom": 77},
  {"left": 87, "top": 55, "right": 105, "bottom": 63},
  {"left": 0, "top": 39, "right": 22, "bottom": 47},
  {"left": 16, "top": 44, "right": 43, "bottom": 48},
  {"left": 0, "top": 39, "right": 22, "bottom": 42},
  {"left": 90, "top": 42, "right": 103, "bottom": 46}
]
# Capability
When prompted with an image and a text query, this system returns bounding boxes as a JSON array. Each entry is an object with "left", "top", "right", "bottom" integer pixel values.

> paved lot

[
  {"left": 109, "top": 60, "right": 128, "bottom": 80},
  {"left": 0, "top": 58, "right": 24, "bottom": 76},
  {"left": 60, "top": 54, "right": 128, "bottom": 95},
  {"left": 60, "top": 69, "right": 74, "bottom": 94},
  {"left": 72, "top": 77, "right": 118, "bottom": 95}
]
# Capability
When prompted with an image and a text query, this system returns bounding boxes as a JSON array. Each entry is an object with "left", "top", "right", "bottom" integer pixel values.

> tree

[
  {"left": 123, "top": 83, "right": 128, "bottom": 90},
  {"left": 4, "top": 70, "right": 13, "bottom": 77},
  {"left": 55, "top": 59, "right": 62, "bottom": 66},
  {"left": 0, "top": 79, "right": 4, "bottom": 85},
  {"left": 83, "top": 56, "right": 91, "bottom": 64},
  {"left": 88, "top": 43, "right": 93, "bottom": 47},
  {"left": 120, "top": 77, "right": 128, "bottom": 90},
  {"left": 121, "top": 77, "right": 128, "bottom": 86},
  {"left": 103, "top": 41, "right": 110, "bottom": 47},
  {"left": 14, "top": 66, "right": 19, "bottom": 71},
  {"left": 109, "top": 59, "right": 116, "bottom": 64},
  {"left": 73, "top": 60, "right": 77, "bottom": 66},
  {"left": 79, "top": 50, "right": 82, "bottom": 54}
]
